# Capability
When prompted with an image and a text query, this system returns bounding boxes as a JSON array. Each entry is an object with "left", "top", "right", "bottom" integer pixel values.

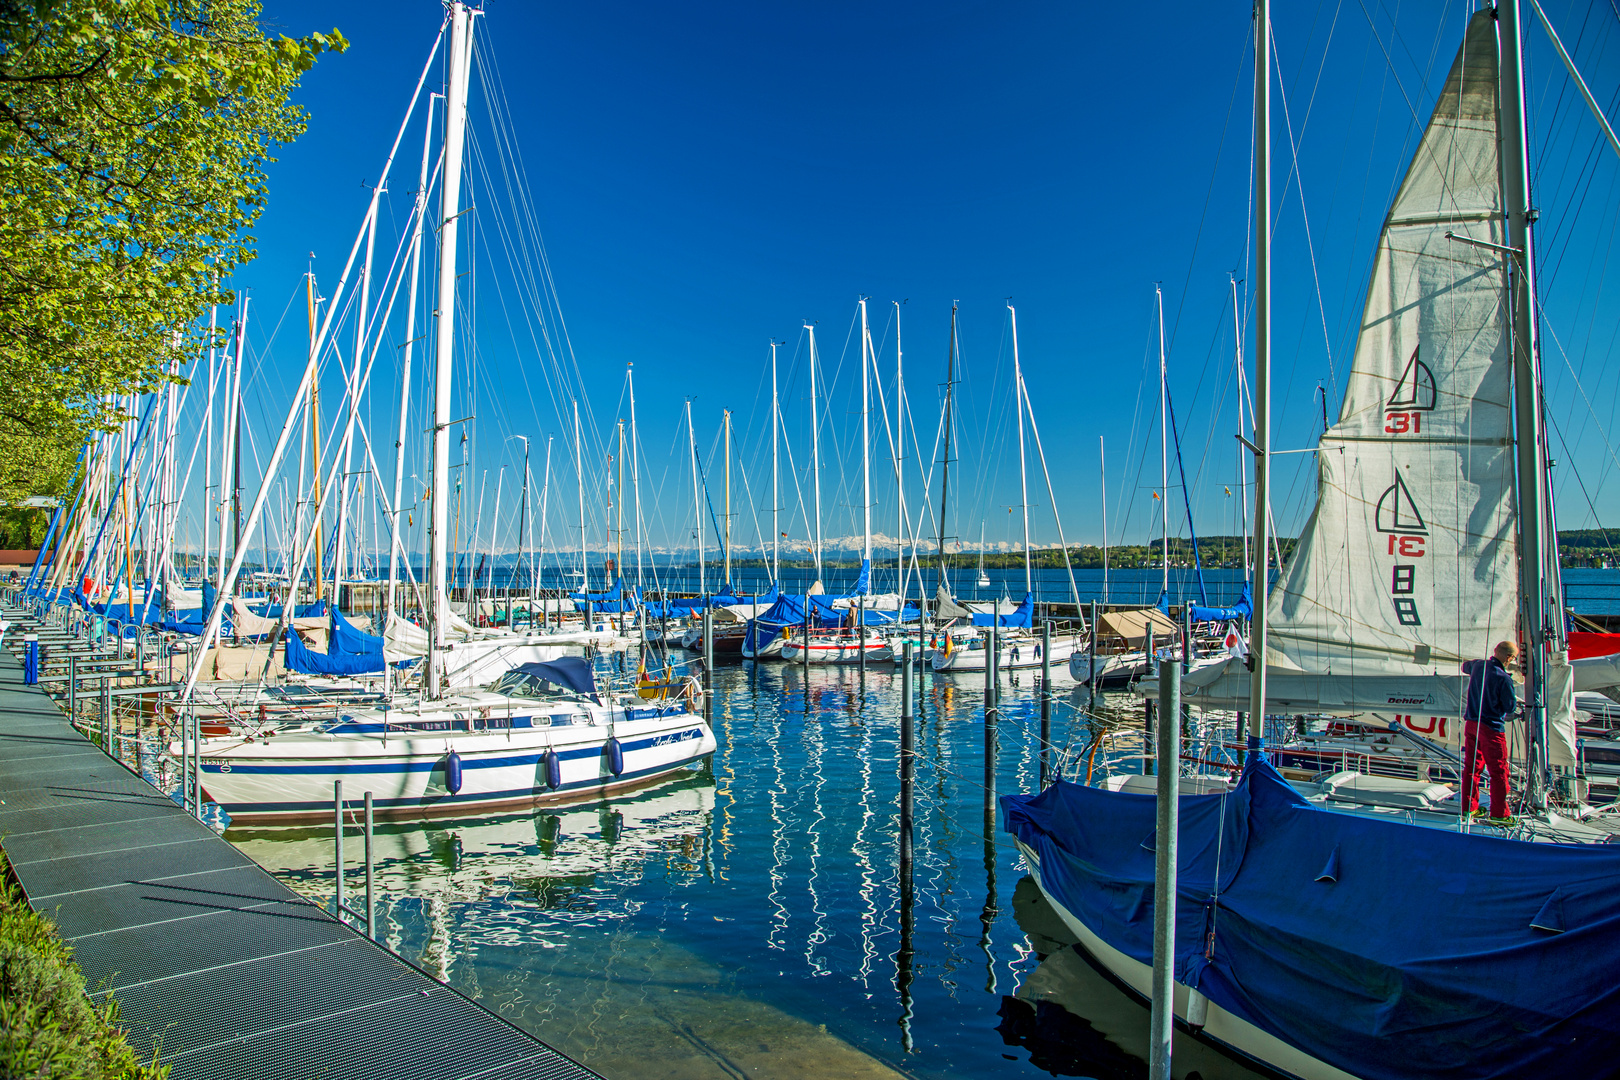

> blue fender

[
  {"left": 543, "top": 749, "right": 562, "bottom": 790},
  {"left": 605, "top": 737, "right": 624, "bottom": 777},
  {"left": 445, "top": 750, "right": 463, "bottom": 795}
]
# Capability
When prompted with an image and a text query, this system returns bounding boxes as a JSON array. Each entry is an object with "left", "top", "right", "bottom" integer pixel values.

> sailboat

[
  {"left": 1004, "top": 5, "right": 1620, "bottom": 1076},
  {"left": 174, "top": 3, "right": 714, "bottom": 820}
]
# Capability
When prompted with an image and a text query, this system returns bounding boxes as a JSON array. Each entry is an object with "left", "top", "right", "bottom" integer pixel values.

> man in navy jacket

[{"left": 1460, "top": 641, "right": 1519, "bottom": 821}]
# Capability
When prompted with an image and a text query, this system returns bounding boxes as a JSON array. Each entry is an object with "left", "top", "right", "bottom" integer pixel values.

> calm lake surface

[
  {"left": 224, "top": 567, "right": 1620, "bottom": 1078},
  {"left": 225, "top": 656, "right": 1166, "bottom": 1075}
]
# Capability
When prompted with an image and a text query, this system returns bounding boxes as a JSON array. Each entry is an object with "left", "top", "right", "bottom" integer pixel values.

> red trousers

[{"left": 1461, "top": 719, "right": 1511, "bottom": 819}]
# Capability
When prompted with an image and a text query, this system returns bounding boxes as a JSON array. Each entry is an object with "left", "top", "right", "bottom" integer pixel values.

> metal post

[
  {"left": 702, "top": 606, "right": 713, "bottom": 689},
  {"left": 900, "top": 642, "right": 914, "bottom": 868},
  {"left": 364, "top": 790, "right": 376, "bottom": 940},
  {"left": 136, "top": 632, "right": 145, "bottom": 673},
  {"left": 984, "top": 625, "right": 995, "bottom": 723},
  {"left": 1181, "top": 605, "right": 1193, "bottom": 674},
  {"left": 101, "top": 679, "right": 111, "bottom": 754},
  {"left": 192, "top": 704, "right": 202, "bottom": 820},
  {"left": 333, "top": 780, "right": 345, "bottom": 918},
  {"left": 1089, "top": 600, "right": 1099, "bottom": 710},
  {"left": 1144, "top": 629, "right": 1156, "bottom": 775},
  {"left": 1040, "top": 620, "right": 1052, "bottom": 787},
  {"left": 858, "top": 594, "right": 866, "bottom": 673},
  {"left": 68, "top": 655, "right": 77, "bottom": 721},
  {"left": 1149, "top": 661, "right": 1182, "bottom": 1080},
  {"left": 179, "top": 697, "right": 189, "bottom": 811}
]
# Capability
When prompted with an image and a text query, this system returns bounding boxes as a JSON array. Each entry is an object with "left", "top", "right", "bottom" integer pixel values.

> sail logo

[
  {"left": 1375, "top": 473, "right": 1428, "bottom": 545},
  {"left": 1377, "top": 473, "right": 1426, "bottom": 626},
  {"left": 1384, "top": 346, "right": 1435, "bottom": 434}
]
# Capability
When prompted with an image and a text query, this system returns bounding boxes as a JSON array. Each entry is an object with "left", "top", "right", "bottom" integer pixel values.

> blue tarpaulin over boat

[
  {"left": 330, "top": 608, "right": 383, "bottom": 658},
  {"left": 971, "top": 593, "right": 1033, "bottom": 628},
  {"left": 1188, "top": 583, "right": 1252, "bottom": 623},
  {"left": 515, "top": 657, "right": 597, "bottom": 699},
  {"left": 285, "top": 625, "right": 383, "bottom": 676},
  {"left": 1002, "top": 758, "right": 1620, "bottom": 1079},
  {"left": 575, "top": 585, "right": 642, "bottom": 614}
]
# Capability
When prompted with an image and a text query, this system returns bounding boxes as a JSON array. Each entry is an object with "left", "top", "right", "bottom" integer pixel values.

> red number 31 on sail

[{"left": 1384, "top": 412, "right": 1422, "bottom": 434}]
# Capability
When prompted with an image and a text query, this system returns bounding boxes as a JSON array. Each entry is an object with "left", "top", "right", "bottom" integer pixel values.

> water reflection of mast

[
  {"left": 767, "top": 667, "right": 791, "bottom": 949},
  {"left": 803, "top": 675, "right": 830, "bottom": 974},
  {"left": 854, "top": 667, "right": 879, "bottom": 985},
  {"left": 896, "top": 647, "right": 917, "bottom": 1052},
  {"left": 981, "top": 668, "right": 999, "bottom": 994}
]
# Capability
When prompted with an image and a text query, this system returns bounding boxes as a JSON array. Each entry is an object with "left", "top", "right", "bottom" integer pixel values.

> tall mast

[
  {"left": 1156, "top": 284, "right": 1169, "bottom": 605},
  {"left": 574, "top": 400, "right": 586, "bottom": 594},
  {"left": 514, "top": 435, "right": 530, "bottom": 594},
  {"left": 937, "top": 304, "right": 957, "bottom": 589},
  {"left": 309, "top": 285, "right": 324, "bottom": 602},
  {"left": 538, "top": 436, "right": 552, "bottom": 598},
  {"left": 231, "top": 296, "right": 247, "bottom": 569},
  {"left": 427, "top": 0, "right": 473, "bottom": 696},
  {"left": 1231, "top": 273, "right": 1250, "bottom": 582},
  {"left": 203, "top": 304, "right": 216, "bottom": 588},
  {"left": 217, "top": 306, "right": 241, "bottom": 591},
  {"left": 335, "top": 205, "right": 375, "bottom": 609},
  {"left": 770, "top": 342, "right": 779, "bottom": 584},
  {"left": 860, "top": 298, "right": 872, "bottom": 568},
  {"left": 616, "top": 420, "right": 625, "bottom": 582},
  {"left": 722, "top": 409, "right": 731, "bottom": 588},
  {"left": 1498, "top": 0, "right": 1553, "bottom": 802},
  {"left": 894, "top": 302, "right": 906, "bottom": 618},
  {"left": 388, "top": 95, "right": 437, "bottom": 622},
  {"left": 1248, "top": 0, "right": 1272, "bottom": 747},
  {"left": 628, "top": 364, "right": 644, "bottom": 590},
  {"left": 1009, "top": 303, "right": 1031, "bottom": 595},
  {"left": 686, "top": 399, "right": 703, "bottom": 594},
  {"left": 806, "top": 323, "right": 822, "bottom": 580}
]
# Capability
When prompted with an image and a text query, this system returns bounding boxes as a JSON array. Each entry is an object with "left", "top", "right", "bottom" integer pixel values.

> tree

[{"left": 0, "top": 0, "right": 343, "bottom": 501}]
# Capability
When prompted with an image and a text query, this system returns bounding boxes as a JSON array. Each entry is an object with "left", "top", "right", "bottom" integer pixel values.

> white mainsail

[{"left": 1182, "top": 11, "right": 1575, "bottom": 766}]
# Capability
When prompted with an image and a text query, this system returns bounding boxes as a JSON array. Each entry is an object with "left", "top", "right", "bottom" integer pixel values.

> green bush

[{"left": 0, "top": 852, "right": 167, "bottom": 1079}]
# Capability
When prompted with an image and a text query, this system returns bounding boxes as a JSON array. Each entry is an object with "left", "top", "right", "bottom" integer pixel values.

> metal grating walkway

[{"left": 0, "top": 617, "right": 602, "bottom": 1080}]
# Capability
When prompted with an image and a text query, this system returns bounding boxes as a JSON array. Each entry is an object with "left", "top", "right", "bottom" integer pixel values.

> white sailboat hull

[
  {"left": 191, "top": 701, "right": 716, "bottom": 823},
  {"left": 930, "top": 634, "right": 1081, "bottom": 673}
]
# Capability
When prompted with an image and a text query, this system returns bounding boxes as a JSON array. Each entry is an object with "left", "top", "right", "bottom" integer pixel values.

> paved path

[{"left": 0, "top": 612, "right": 601, "bottom": 1080}]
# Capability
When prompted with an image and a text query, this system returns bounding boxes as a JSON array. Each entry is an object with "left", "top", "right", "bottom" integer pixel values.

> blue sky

[{"left": 222, "top": 0, "right": 1620, "bottom": 566}]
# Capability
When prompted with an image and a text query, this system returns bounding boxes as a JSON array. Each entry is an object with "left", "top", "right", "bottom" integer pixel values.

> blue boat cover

[
  {"left": 972, "top": 592, "right": 1034, "bottom": 627},
  {"left": 574, "top": 586, "right": 642, "bottom": 614},
  {"left": 1002, "top": 758, "right": 1620, "bottom": 1079},
  {"left": 515, "top": 657, "right": 597, "bottom": 699},
  {"left": 574, "top": 582, "right": 623, "bottom": 603},
  {"left": 331, "top": 608, "right": 383, "bottom": 657},
  {"left": 285, "top": 627, "right": 383, "bottom": 676},
  {"left": 162, "top": 609, "right": 210, "bottom": 636},
  {"left": 1189, "top": 583, "right": 1252, "bottom": 623}
]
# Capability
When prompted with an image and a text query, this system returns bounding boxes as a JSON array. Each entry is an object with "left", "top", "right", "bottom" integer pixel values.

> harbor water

[{"left": 224, "top": 567, "right": 1620, "bottom": 1078}]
